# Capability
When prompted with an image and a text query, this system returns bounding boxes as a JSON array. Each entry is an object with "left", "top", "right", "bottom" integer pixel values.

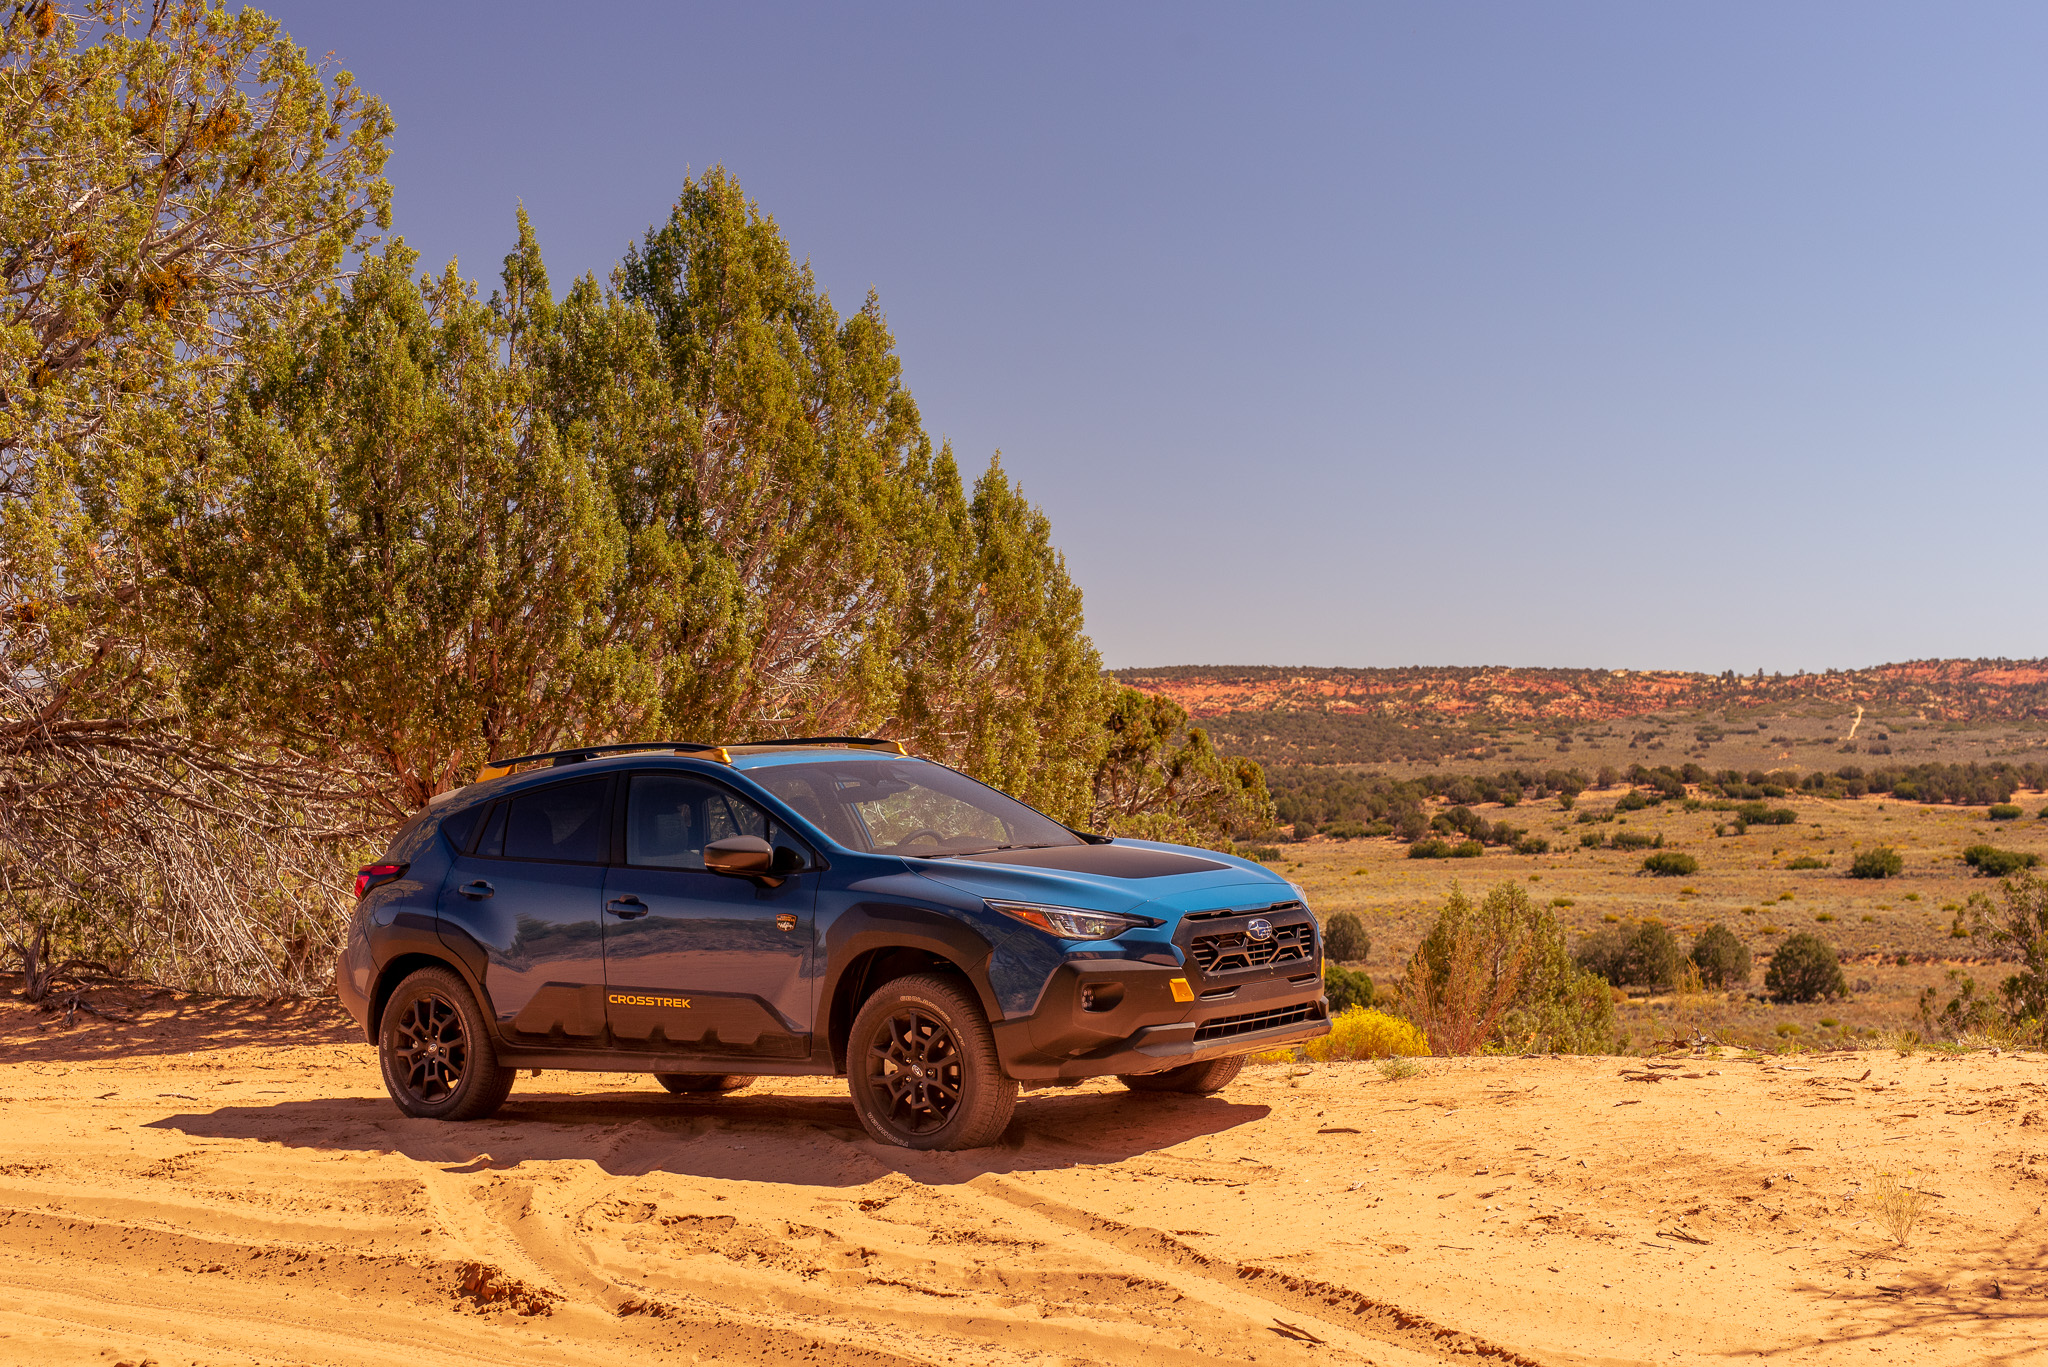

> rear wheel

[
  {"left": 1118, "top": 1054, "right": 1245, "bottom": 1094},
  {"left": 378, "top": 966, "right": 514, "bottom": 1121},
  {"left": 847, "top": 974, "right": 1016, "bottom": 1150},
  {"left": 655, "top": 1073, "right": 754, "bottom": 1095}
]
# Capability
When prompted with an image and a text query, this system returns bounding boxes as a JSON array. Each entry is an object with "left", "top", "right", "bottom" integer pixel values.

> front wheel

[
  {"left": 846, "top": 974, "right": 1017, "bottom": 1150},
  {"left": 655, "top": 1073, "right": 754, "bottom": 1095},
  {"left": 1118, "top": 1054, "right": 1245, "bottom": 1094},
  {"left": 378, "top": 966, "right": 514, "bottom": 1121}
]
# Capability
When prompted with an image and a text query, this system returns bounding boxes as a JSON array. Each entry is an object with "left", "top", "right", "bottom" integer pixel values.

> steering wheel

[{"left": 896, "top": 829, "right": 946, "bottom": 849}]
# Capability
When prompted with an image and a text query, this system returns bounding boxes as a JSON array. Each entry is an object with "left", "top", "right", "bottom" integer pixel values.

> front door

[
  {"left": 440, "top": 775, "right": 613, "bottom": 1043},
  {"left": 601, "top": 772, "right": 817, "bottom": 1059}
]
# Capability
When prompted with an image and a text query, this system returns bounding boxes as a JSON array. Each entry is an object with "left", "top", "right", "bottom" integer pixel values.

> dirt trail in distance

[{"left": 0, "top": 990, "right": 2043, "bottom": 1366}]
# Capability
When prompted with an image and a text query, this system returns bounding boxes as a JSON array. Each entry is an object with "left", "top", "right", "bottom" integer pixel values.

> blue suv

[{"left": 337, "top": 739, "right": 1331, "bottom": 1150}]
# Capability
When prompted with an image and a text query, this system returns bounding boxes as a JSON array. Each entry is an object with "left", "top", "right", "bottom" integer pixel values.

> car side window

[
  {"left": 476, "top": 778, "right": 610, "bottom": 864},
  {"left": 627, "top": 773, "right": 789, "bottom": 870}
]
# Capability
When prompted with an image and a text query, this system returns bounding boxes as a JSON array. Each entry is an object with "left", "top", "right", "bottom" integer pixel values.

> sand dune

[{"left": 1, "top": 991, "right": 2042, "bottom": 1365}]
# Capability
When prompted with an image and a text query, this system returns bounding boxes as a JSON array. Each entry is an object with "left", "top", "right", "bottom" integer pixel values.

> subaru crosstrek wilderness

[{"left": 337, "top": 739, "right": 1331, "bottom": 1150}]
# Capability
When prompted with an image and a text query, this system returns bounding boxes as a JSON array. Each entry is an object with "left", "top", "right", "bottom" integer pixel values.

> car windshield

[{"left": 748, "top": 759, "right": 1081, "bottom": 857}]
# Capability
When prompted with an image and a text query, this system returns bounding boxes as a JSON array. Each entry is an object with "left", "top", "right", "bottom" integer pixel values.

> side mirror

[{"left": 704, "top": 835, "right": 774, "bottom": 878}]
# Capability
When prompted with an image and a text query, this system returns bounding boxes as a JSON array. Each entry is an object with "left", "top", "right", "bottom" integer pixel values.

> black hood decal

[{"left": 956, "top": 844, "right": 1228, "bottom": 880}]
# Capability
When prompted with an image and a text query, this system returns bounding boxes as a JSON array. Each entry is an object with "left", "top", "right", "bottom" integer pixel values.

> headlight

[
  {"left": 987, "top": 900, "right": 1154, "bottom": 940},
  {"left": 1287, "top": 881, "right": 1310, "bottom": 906}
]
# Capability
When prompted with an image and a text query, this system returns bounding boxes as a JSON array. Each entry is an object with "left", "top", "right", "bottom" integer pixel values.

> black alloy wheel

[
  {"left": 377, "top": 966, "right": 513, "bottom": 1121},
  {"left": 391, "top": 991, "right": 467, "bottom": 1104},
  {"left": 872, "top": 1007, "right": 961, "bottom": 1134},
  {"left": 846, "top": 974, "right": 1016, "bottom": 1150}
]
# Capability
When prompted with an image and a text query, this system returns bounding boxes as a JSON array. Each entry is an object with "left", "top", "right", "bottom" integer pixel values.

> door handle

[
  {"left": 606, "top": 896, "right": 649, "bottom": 920},
  {"left": 459, "top": 879, "right": 494, "bottom": 900}
]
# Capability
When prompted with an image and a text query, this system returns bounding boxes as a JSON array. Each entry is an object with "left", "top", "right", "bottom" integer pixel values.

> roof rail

[
  {"left": 475, "top": 741, "right": 729, "bottom": 783},
  {"left": 742, "top": 735, "right": 909, "bottom": 755}
]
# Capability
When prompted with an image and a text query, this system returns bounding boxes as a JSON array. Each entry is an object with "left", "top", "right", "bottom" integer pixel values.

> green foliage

[
  {"left": 1962, "top": 845, "right": 2040, "bottom": 878},
  {"left": 1918, "top": 969, "right": 2001, "bottom": 1039},
  {"left": 1785, "top": 855, "right": 1829, "bottom": 870},
  {"left": 1321, "top": 911, "right": 1370, "bottom": 963},
  {"left": 0, "top": 36, "right": 1259, "bottom": 992},
  {"left": 1610, "top": 829, "right": 1663, "bottom": 851},
  {"left": 1400, "top": 881, "right": 1614, "bottom": 1055},
  {"left": 1322, "top": 963, "right": 1376, "bottom": 1013},
  {"left": 1690, "top": 923, "right": 1752, "bottom": 988},
  {"left": 1988, "top": 804, "right": 2023, "bottom": 821},
  {"left": 1575, "top": 918, "right": 1684, "bottom": 989},
  {"left": 0, "top": 4, "right": 393, "bottom": 991},
  {"left": 1766, "top": 932, "right": 1847, "bottom": 1003},
  {"left": 1642, "top": 851, "right": 1696, "bottom": 876},
  {"left": 1958, "top": 873, "right": 2048, "bottom": 1038},
  {"left": 1850, "top": 846, "right": 1904, "bottom": 879},
  {"left": 1408, "top": 838, "right": 1482, "bottom": 859},
  {"left": 1515, "top": 834, "right": 1551, "bottom": 855},
  {"left": 1089, "top": 688, "right": 1274, "bottom": 847}
]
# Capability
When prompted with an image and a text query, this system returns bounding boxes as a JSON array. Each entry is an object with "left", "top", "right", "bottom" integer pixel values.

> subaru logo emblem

[{"left": 1246, "top": 918, "right": 1274, "bottom": 942}]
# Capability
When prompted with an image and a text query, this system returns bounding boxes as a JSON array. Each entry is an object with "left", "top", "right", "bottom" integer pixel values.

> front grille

[
  {"left": 1189, "top": 918, "right": 1315, "bottom": 974},
  {"left": 1192, "top": 1001, "right": 1320, "bottom": 1042}
]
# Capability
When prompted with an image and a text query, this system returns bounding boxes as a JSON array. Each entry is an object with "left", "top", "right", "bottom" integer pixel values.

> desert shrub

[
  {"left": 1579, "top": 831, "right": 1606, "bottom": 849},
  {"left": 1766, "top": 932, "right": 1847, "bottom": 1002},
  {"left": 1295, "top": 820, "right": 1317, "bottom": 842},
  {"left": 1849, "top": 846, "right": 1904, "bottom": 879},
  {"left": 1614, "top": 790, "right": 1653, "bottom": 813},
  {"left": 1399, "top": 881, "right": 1614, "bottom": 1055},
  {"left": 1322, "top": 911, "right": 1371, "bottom": 963},
  {"left": 1323, "top": 821, "right": 1368, "bottom": 840},
  {"left": 1575, "top": 918, "right": 1684, "bottom": 989},
  {"left": 1408, "top": 839, "right": 1451, "bottom": 859},
  {"left": 1642, "top": 851, "right": 1697, "bottom": 877},
  {"left": 1962, "top": 845, "right": 2041, "bottom": 878},
  {"left": 1737, "top": 802, "right": 1798, "bottom": 826},
  {"left": 1785, "top": 855, "right": 1829, "bottom": 870},
  {"left": 1515, "top": 835, "right": 1551, "bottom": 855},
  {"left": 1957, "top": 872, "right": 2048, "bottom": 1039},
  {"left": 1610, "top": 829, "right": 1662, "bottom": 851},
  {"left": 1917, "top": 968, "right": 2001, "bottom": 1039},
  {"left": 1988, "top": 804, "right": 2023, "bottom": 821},
  {"left": 1300, "top": 1006, "right": 1426, "bottom": 1061},
  {"left": 1238, "top": 844, "right": 1282, "bottom": 863},
  {"left": 1323, "top": 962, "right": 1376, "bottom": 1012},
  {"left": 1690, "top": 923, "right": 1752, "bottom": 988},
  {"left": 1449, "top": 840, "right": 1483, "bottom": 858}
]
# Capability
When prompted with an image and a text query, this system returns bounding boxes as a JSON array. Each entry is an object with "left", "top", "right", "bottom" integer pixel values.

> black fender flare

[
  {"left": 364, "top": 913, "right": 495, "bottom": 1045},
  {"left": 819, "top": 901, "right": 999, "bottom": 1071}
]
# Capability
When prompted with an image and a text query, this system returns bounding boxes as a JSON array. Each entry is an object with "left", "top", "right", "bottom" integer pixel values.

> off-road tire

[
  {"left": 378, "top": 966, "right": 514, "bottom": 1121},
  {"left": 1118, "top": 1054, "right": 1245, "bottom": 1094},
  {"left": 655, "top": 1073, "right": 755, "bottom": 1095},
  {"left": 847, "top": 973, "right": 1017, "bottom": 1150}
]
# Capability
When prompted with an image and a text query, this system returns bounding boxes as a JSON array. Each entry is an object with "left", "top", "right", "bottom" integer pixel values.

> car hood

[{"left": 908, "top": 838, "right": 1294, "bottom": 919}]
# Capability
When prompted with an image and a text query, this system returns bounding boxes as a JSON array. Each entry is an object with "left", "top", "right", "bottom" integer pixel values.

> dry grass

[{"left": 1870, "top": 1169, "right": 1931, "bottom": 1246}]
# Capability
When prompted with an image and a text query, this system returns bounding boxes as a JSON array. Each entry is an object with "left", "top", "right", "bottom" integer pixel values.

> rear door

[
  {"left": 439, "top": 775, "right": 613, "bottom": 1043},
  {"left": 600, "top": 771, "right": 817, "bottom": 1059}
]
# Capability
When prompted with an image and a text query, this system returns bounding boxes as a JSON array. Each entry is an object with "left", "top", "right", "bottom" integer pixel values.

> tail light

[{"left": 353, "top": 863, "right": 407, "bottom": 899}]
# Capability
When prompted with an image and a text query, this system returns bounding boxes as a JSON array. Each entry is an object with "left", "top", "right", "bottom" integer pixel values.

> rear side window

[
  {"left": 476, "top": 778, "right": 610, "bottom": 863},
  {"left": 437, "top": 803, "right": 486, "bottom": 854}
]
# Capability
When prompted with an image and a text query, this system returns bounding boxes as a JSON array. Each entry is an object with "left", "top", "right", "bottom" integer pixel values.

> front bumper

[{"left": 992, "top": 953, "right": 1331, "bottom": 1081}]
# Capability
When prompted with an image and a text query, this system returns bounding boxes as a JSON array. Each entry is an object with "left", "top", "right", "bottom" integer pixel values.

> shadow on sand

[{"left": 148, "top": 1083, "right": 1272, "bottom": 1184}]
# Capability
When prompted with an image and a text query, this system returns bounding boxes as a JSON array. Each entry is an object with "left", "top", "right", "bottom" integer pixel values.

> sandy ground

[{"left": 2, "top": 991, "right": 2045, "bottom": 1366}]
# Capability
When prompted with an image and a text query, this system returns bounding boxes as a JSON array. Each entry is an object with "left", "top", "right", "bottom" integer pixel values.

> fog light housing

[{"left": 1080, "top": 982, "right": 1124, "bottom": 1013}]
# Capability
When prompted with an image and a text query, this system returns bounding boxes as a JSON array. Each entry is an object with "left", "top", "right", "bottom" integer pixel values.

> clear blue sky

[{"left": 263, "top": 2, "right": 2048, "bottom": 674}]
